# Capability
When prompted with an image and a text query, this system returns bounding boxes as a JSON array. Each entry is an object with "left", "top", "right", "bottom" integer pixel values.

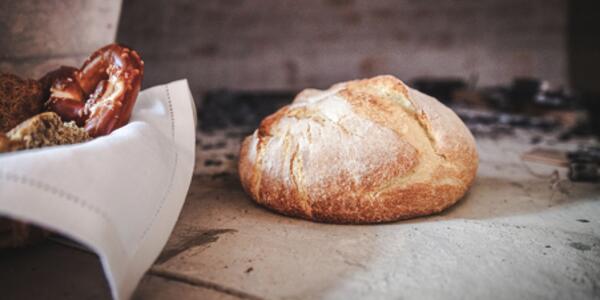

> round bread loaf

[{"left": 238, "top": 75, "right": 478, "bottom": 223}]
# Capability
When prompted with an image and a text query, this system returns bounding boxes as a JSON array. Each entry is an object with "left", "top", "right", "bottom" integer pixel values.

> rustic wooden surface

[{"left": 1, "top": 133, "right": 599, "bottom": 299}]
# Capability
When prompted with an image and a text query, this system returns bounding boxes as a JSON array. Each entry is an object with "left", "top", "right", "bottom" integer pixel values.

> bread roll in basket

[{"left": 239, "top": 75, "right": 478, "bottom": 224}]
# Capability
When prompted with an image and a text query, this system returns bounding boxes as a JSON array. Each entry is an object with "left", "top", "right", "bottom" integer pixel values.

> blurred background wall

[
  {"left": 117, "top": 0, "right": 568, "bottom": 98},
  {"left": 569, "top": 1, "right": 600, "bottom": 94},
  {"left": 3, "top": 1, "right": 597, "bottom": 100},
  {"left": 0, "top": 1, "right": 121, "bottom": 79}
]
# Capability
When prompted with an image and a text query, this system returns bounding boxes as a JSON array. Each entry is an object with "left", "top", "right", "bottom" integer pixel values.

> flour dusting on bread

[{"left": 239, "top": 75, "right": 478, "bottom": 223}]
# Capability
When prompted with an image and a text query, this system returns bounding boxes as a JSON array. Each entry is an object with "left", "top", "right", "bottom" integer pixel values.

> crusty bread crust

[{"left": 239, "top": 75, "right": 478, "bottom": 224}]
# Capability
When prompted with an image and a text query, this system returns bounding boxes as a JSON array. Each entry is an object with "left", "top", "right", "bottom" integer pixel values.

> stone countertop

[{"left": 1, "top": 132, "right": 599, "bottom": 299}]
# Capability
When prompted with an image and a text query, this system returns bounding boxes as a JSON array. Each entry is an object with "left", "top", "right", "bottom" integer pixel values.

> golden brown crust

[
  {"left": 238, "top": 75, "right": 479, "bottom": 224},
  {"left": 0, "top": 73, "right": 44, "bottom": 133}
]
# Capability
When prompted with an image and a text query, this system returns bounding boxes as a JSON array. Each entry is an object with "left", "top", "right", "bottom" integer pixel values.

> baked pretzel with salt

[{"left": 43, "top": 44, "right": 144, "bottom": 137}]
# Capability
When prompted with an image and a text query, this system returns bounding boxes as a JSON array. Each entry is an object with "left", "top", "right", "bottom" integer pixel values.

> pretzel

[{"left": 44, "top": 44, "right": 144, "bottom": 137}]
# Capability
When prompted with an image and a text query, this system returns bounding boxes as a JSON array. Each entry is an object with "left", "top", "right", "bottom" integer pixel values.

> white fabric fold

[{"left": 0, "top": 79, "right": 196, "bottom": 299}]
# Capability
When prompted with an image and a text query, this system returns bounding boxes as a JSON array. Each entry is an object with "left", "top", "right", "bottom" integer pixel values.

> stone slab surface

[
  {"left": 155, "top": 134, "right": 600, "bottom": 299},
  {"left": 1, "top": 134, "right": 599, "bottom": 299}
]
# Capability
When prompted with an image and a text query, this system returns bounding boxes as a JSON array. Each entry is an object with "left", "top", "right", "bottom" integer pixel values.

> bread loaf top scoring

[{"left": 239, "top": 75, "right": 478, "bottom": 223}]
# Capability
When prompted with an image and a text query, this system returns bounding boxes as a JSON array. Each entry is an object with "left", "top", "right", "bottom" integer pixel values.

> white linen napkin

[{"left": 0, "top": 79, "right": 196, "bottom": 299}]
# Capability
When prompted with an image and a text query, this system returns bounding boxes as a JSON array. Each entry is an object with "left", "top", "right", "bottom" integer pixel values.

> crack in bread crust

[{"left": 239, "top": 75, "right": 479, "bottom": 223}]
